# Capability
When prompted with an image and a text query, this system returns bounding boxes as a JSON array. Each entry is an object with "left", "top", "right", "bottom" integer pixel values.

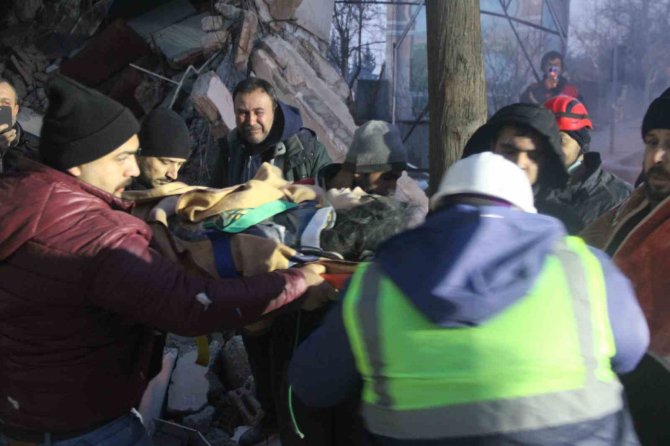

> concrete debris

[
  {"left": 190, "top": 71, "right": 236, "bottom": 131},
  {"left": 201, "top": 16, "right": 226, "bottom": 32},
  {"left": 266, "top": 0, "right": 304, "bottom": 21},
  {"left": 201, "top": 30, "right": 229, "bottom": 55},
  {"left": 167, "top": 349, "right": 211, "bottom": 415},
  {"left": 214, "top": 1, "right": 243, "bottom": 21},
  {"left": 234, "top": 11, "right": 259, "bottom": 71},
  {"left": 138, "top": 348, "right": 178, "bottom": 436},
  {"left": 154, "top": 13, "right": 209, "bottom": 68},
  {"left": 294, "top": 0, "right": 336, "bottom": 42}
]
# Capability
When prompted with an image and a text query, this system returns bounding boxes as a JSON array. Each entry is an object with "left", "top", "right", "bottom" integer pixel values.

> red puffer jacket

[{"left": 0, "top": 161, "right": 307, "bottom": 433}]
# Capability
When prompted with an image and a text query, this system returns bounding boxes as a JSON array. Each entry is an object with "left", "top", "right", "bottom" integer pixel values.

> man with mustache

[
  {"left": 0, "top": 74, "right": 328, "bottom": 446},
  {"left": 582, "top": 87, "right": 670, "bottom": 358},
  {"left": 208, "top": 77, "right": 332, "bottom": 187},
  {"left": 130, "top": 108, "right": 192, "bottom": 190}
]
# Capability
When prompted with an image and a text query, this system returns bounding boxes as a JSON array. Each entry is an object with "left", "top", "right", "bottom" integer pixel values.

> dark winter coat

[
  {"left": 289, "top": 204, "right": 647, "bottom": 445},
  {"left": 209, "top": 101, "right": 332, "bottom": 187},
  {"left": 0, "top": 160, "right": 307, "bottom": 434},
  {"left": 0, "top": 122, "right": 38, "bottom": 173},
  {"left": 542, "top": 152, "right": 633, "bottom": 233}
]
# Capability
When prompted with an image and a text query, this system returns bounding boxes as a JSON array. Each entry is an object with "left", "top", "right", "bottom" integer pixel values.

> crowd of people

[{"left": 0, "top": 50, "right": 668, "bottom": 446}]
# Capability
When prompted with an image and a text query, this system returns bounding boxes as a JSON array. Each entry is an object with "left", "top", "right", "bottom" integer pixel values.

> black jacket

[
  {"left": 208, "top": 101, "right": 331, "bottom": 187},
  {"left": 0, "top": 122, "right": 38, "bottom": 174},
  {"left": 541, "top": 152, "right": 632, "bottom": 234}
]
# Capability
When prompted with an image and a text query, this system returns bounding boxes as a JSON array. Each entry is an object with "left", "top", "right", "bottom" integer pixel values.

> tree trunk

[{"left": 426, "top": 0, "right": 487, "bottom": 195}]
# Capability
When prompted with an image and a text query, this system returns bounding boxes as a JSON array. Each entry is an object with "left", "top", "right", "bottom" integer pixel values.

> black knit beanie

[
  {"left": 565, "top": 128, "right": 591, "bottom": 152},
  {"left": 39, "top": 74, "right": 140, "bottom": 170},
  {"left": 642, "top": 87, "right": 670, "bottom": 138},
  {"left": 139, "top": 108, "right": 192, "bottom": 159}
]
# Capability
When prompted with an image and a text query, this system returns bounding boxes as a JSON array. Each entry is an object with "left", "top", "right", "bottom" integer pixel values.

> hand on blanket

[{"left": 297, "top": 263, "right": 338, "bottom": 311}]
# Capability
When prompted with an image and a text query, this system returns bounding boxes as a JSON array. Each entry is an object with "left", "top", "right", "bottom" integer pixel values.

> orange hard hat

[{"left": 544, "top": 95, "right": 593, "bottom": 131}]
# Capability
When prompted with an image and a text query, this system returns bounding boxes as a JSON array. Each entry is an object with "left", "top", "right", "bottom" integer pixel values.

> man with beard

[
  {"left": 209, "top": 77, "right": 331, "bottom": 187},
  {"left": 582, "top": 87, "right": 670, "bottom": 358},
  {"left": 130, "top": 108, "right": 192, "bottom": 190}
]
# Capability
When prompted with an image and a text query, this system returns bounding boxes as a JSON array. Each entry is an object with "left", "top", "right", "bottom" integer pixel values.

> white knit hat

[{"left": 430, "top": 152, "right": 536, "bottom": 213}]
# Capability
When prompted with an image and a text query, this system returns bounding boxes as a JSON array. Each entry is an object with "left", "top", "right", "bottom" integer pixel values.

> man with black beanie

[
  {"left": 542, "top": 95, "right": 632, "bottom": 232},
  {"left": 132, "top": 108, "right": 192, "bottom": 189},
  {"left": 0, "top": 74, "right": 328, "bottom": 446},
  {"left": 582, "top": 86, "right": 670, "bottom": 444}
]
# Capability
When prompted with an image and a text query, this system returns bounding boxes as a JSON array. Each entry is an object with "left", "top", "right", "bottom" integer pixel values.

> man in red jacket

[{"left": 0, "top": 74, "right": 326, "bottom": 446}]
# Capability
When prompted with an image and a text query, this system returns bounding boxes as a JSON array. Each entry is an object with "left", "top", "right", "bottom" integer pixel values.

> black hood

[{"left": 463, "top": 103, "right": 568, "bottom": 190}]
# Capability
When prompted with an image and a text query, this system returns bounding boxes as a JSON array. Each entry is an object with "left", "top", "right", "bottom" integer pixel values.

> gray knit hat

[{"left": 344, "top": 120, "right": 407, "bottom": 173}]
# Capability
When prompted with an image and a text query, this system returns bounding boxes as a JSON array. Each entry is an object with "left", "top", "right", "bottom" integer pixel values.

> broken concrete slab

[
  {"left": 138, "top": 348, "right": 178, "bottom": 436},
  {"left": 294, "top": 0, "right": 336, "bottom": 42},
  {"left": 153, "top": 13, "right": 209, "bottom": 68},
  {"left": 234, "top": 10, "right": 259, "bottom": 71},
  {"left": 201, "top": 31, "right": 229, "bottom": 54},
  {"left": 201, "top": 15, "right": 226, "bottom": 32},
  {"left": 190, "top": 71, "right": 236, "bottom": 131},
  {"left": 168, "top": 349, "right": 210, "bottom": 414},
  {"left": 265, "top": 0, "right": 304, "bottom": 21},
  {"left": 127, "top": 0, "right": 196, "bottom": 40}
]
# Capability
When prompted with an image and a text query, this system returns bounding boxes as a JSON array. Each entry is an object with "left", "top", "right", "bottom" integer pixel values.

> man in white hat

[{"left": 288, "top": 152, "right": 647, "bottom": 445}]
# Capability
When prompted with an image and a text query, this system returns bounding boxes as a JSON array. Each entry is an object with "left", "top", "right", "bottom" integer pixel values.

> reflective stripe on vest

[{"left": 342, "top": 237, "right": 622, "bottom": 439}]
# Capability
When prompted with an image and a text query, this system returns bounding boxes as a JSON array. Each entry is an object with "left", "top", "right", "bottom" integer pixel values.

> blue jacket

[{"left": 289, "top": 204, "right": 648, "bottom": 445}]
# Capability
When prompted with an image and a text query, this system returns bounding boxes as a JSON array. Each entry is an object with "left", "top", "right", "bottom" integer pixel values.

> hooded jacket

[
  {"left": 462, "top": 104, "right": 578, "bottom": 229},
  {"left": 289, "top": 204, "right": 647, "bottom": 445},
  {"left": 544, "top": 152, "right": 632, "bottom": 233},
  {"left": 209, "top": 101, "right": 332, "bottom": 187},
  {"left": 0, "top": 160, "right": 308, "bottom": 433}
]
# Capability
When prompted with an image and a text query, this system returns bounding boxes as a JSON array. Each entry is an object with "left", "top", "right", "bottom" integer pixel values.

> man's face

[
  {"left": 559, "top": 131, "right": 582, "bottom": 167},
  {"left": 234, "top": 89, "right": 276, "bottom": 145},
  {"left": 137, "top": 156, "right": 186, "bottom": 188},
  {"left": 493, "top": 125, "right": 543, "bottom": 185},
  {"left": 0, "top": 82, "right": 19, "bottom": 126},
  {"left": 68, "top": 135, "right": 140, "bottom": 197},
  {"left": 643, "top": 128, "right": 670, "bottom": 203},
  {"left": 544, "top": 57, "right": 563, "bottom": 77}
]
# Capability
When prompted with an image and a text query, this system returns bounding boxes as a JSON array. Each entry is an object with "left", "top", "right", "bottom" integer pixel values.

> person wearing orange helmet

[{"left": 543, "top": 95, "right": 632, "bottom": 231}]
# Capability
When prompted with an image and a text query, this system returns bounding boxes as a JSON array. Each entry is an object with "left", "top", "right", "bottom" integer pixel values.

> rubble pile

[{"left": 2, "top": 0, "right": 352, "bottom": 184}]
